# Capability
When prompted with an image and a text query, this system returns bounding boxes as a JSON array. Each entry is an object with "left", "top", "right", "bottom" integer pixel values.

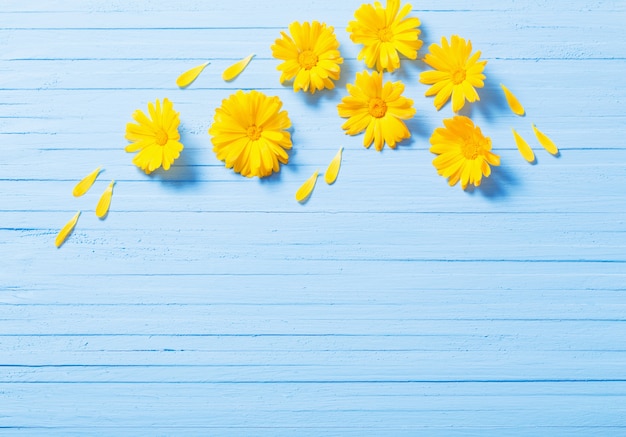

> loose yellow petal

[
  {"left": 176, "top": 62, "right": 209, "bottom": 88},
  {"left": 95, "top": 180, "right": 115, "bottom": 219},
  {"left": 324, "top": 147, "right": 343, "bottom": 185},
  {"left": 55, "top": 211, "right": 81, "bottom": 248},
  {"left": 296, "top": 170, "right": 319, "bottom": 203},
  {"left": 222, "top": 54, "right": 254, "bottom": 81},
  {"left": 501, "top": 83, "right": 525, "bottom": 116},
  {"left": 72, "top": 167, "right": 101, "bottom": 197},
  {"left": 532, "top": 124, "right": 559, "bottom": 155},
  {"left": 512, "top": 129, "right": 535, "bottom": 163}
]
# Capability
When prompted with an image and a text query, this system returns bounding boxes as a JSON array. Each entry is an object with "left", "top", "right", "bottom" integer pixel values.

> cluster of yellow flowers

[{"left": 57, "top": 0, "right": 561, "bottom": 246}]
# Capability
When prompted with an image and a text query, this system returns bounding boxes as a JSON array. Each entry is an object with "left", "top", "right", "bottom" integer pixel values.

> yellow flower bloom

[
  {"left": 347, "top": 0, "right": 422, "bottom": 73},
  {"left": 420, "top": 35, "right": 487, "bottom": 112},
  {"left": 209, "top": 90, "right": 292, "bottom": 178},
  {"left": 430, "top": 116, "right": 500, "bottom": 190},
  {"left": 125, "top": 98, "right": 184, "bottom": 174},
  {"left": 271, "top": 21, "right": 343, "bottom": 94},
  {"left": 337, "top": 70, "right": 415, "bottom": 151}
]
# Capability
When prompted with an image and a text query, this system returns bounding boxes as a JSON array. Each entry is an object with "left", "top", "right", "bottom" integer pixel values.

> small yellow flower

[
  {"left": 347, "top": 0, "right": 422, "bottom": 73},
  {"left": 271, "top": 21, "right": 343, "bottom": 94},
  {"left": 337, "top": 70, "right": 415, "bottom": 151},
  {"left": 125, "top": 98, "right": 184, "bottom": 174},
  {"left": 209, "top": 90, "right": 292, "bottom": 178},
  {"left": 430, "top": 116, "right": 500, "bottom": 190},
  {"left": 420, "top": 35, "right": 487, "bottom": 112}
]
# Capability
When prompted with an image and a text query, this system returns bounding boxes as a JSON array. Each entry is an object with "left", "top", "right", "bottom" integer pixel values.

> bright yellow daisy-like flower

[
  {"left": 430, "top": 116, "right": 500, "bottom": 190},
  {"left": 125, "top": 98, "right": 184, "bottom": 174},
  {"left": 347, "top": 0, "right": 422, "bottom": 73},
  {"left": 337, "top": 70, "right": 415, "bottom": 151},
  {"left": 209, "top": 90, "right": 292, "bottom": 178},
  {"left": 420, "top": 35, "right": 487, "bottom": 112},
  {"left": 271, "top": 21, "right": 343, "bottom": 94}
]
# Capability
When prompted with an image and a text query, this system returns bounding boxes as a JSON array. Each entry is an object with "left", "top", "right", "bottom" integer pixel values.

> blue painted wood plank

[{"left": 1, "top": 0, "right": 626, "bottom": 433}]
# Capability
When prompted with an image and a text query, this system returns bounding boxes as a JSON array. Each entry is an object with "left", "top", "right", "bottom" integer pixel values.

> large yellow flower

[
  {"left": 271, "top": 21, "right": 343, "bottom": 94},
  {"left": 125, "top": 98, "right": 184, "bottom": 174},
  {"left": 337, "top": 70, "right": 415, "bottom": 151},
  {"left": 347, "top": 0, "right": 422, "bottom": 73},
  {"left": 209, "top": 90, "right": 292, "bottom": 178},
  {"left": 430, "top": 116, "right": 500, "bottom": 190},
  {"left": 420, "top": 35, "right": 487, "bottom": 113}
]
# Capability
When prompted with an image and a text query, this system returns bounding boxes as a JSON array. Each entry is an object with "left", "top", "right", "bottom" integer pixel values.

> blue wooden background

[{"left": 2, "top": 0, "right": 625, "bottom": 434}]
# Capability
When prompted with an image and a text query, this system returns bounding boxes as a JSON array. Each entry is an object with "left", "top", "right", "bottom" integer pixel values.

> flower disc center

[
  {"left": 451, "top": 68, "right": 467, "bottom": 84},
  {"left": 368, "top": 98, "right": 387, "bottom": 118},
  {"left": 247, "top": 125, "right": 262, "bottom": 141},
  {"left": 377, "top": 27, "right": 394, "bottom": 42},
  {"left": 155, "top": 129, "right": 169, "bottom": 146},
  {"left": 298, "top": 50, "right": 319, "bottom": 70},
  {"left": 461, "top": 135, "right": 482, "bottom": 159}
]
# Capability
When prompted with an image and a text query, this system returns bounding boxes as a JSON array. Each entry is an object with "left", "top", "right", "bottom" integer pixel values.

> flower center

[
  {"left": 155, "top": 129, "right": 169, "bottom": 146},
  {"left": 368, "top": 98, "right": 387, "bottom": 118},
  {"left": 451, "top": 68, "right": 467, "bottom": 84},
  {"left": 298, "top": 50, "right": 318, "bottom": 70},
  {"left": 461, "top": 134, "right": 483, "bottom": 160},
  {"left": 246, "top": 125, "right": 262, "bottom": 141},
  {"left": 377, "top": 27, "right": 393, "bottom": 42}
]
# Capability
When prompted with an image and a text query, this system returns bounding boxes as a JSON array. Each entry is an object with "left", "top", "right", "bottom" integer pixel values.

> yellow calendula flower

[
  {"left": 347, "top": 0, "right": 422, "bottom": 73},
  {"left": 209, "top": 90, "right": 292, "bottom": 178},
  {"left": 420, "top": 35, "right": 487, "bottom": 112},
  {"left": 430, "top": 116, "right": 500, "bottom": 190},
  {"left": 271, "top": 21, "right": 343, "bottom": 94},
  {"left": 125, "top": 98, "right": 184, "bottom": 174},
  {"left": 337, "top": 70, "right": 415, "bottom": 151}
]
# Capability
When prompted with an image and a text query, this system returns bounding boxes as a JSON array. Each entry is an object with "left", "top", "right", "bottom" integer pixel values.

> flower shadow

[
  {"left": 335, "top": 57, "right": 358, "bottom": 90},
  {"left": 258, "top": 164, "right": 286, "bottom": 186},
  {"left": 466, "top": 164, "right": 519, "bottom": 200},
  {"left": 151, "top": 142, "right": 202, "bottom": 190},
  {"left": 301, "top": 87, "right": 342, "bottom": 107},
  {"left": 409, "top": 110, "right": 434, "bottom": 140},
  {"left": 258, "top": 127, "right": 299, "bottom": 186},
  {"left": 462, "top": 74, "right": 509, "bottom": 122}
]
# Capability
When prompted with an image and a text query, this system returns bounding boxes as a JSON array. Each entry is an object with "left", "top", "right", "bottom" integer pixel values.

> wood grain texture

[{"left": 2, "top": 0, "right": 626, "bottom": 434}]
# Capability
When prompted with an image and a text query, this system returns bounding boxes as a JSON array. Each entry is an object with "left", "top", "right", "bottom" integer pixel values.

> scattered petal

[
  {"left": 176, "top": 62, "right": 210, "bottom": 88},
  {"left": 324, "top": 147, "right": 343, "bottom": 185},
  {"left": 512, "top": 128, "right": 535, "bottom": 163},
  {"left": 72, "top": 167, "right": 101, "bottom": 197},
  {"left": 501, "top": 83, "right": 525, "bottom": 116},
  {"left": 222, "top": 54, "right": 254, "bottom": 81},
  {"left": 55, "top": 211, "right": 81, "bottom": 248},
  {"left": 296, "top": 170, "right": 319, "bottom": 203},
  {"left": 532, "top": 124, "right": 559, "bottom": 155},
  {"left": 96, "top": 180, "right": 115, "bottom": 219}
]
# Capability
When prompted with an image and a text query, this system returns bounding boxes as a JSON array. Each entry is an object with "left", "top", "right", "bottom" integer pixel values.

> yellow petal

[
  {"left": 512, "top": 129, "right": 535, "bottom": 163},
  {"left": 295, "top": 170, "right": 319, "bottom": 203},
  {"left": 95, "top": 180, "right": 115, "bottom": 219},
  {"left": 501, "top": 83, "right": 525, "bottom": 116},
  {"left": 55, "top": 211, "right": 81, "bottom": 248},
  {"left": 532, "top": 124, "right": 559, "bottom": 155},
  {"left": 324, "top": 147, "right": 343, "bottom": 185},
  {"left": 72, "top": 167, "right": 101, "bottom": 197},
  {"left": 176, "top": 61, "right": 210, "bottom": 88},
  {"left": 222, "top": 54, "right": 254, "bottom": 81}
]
